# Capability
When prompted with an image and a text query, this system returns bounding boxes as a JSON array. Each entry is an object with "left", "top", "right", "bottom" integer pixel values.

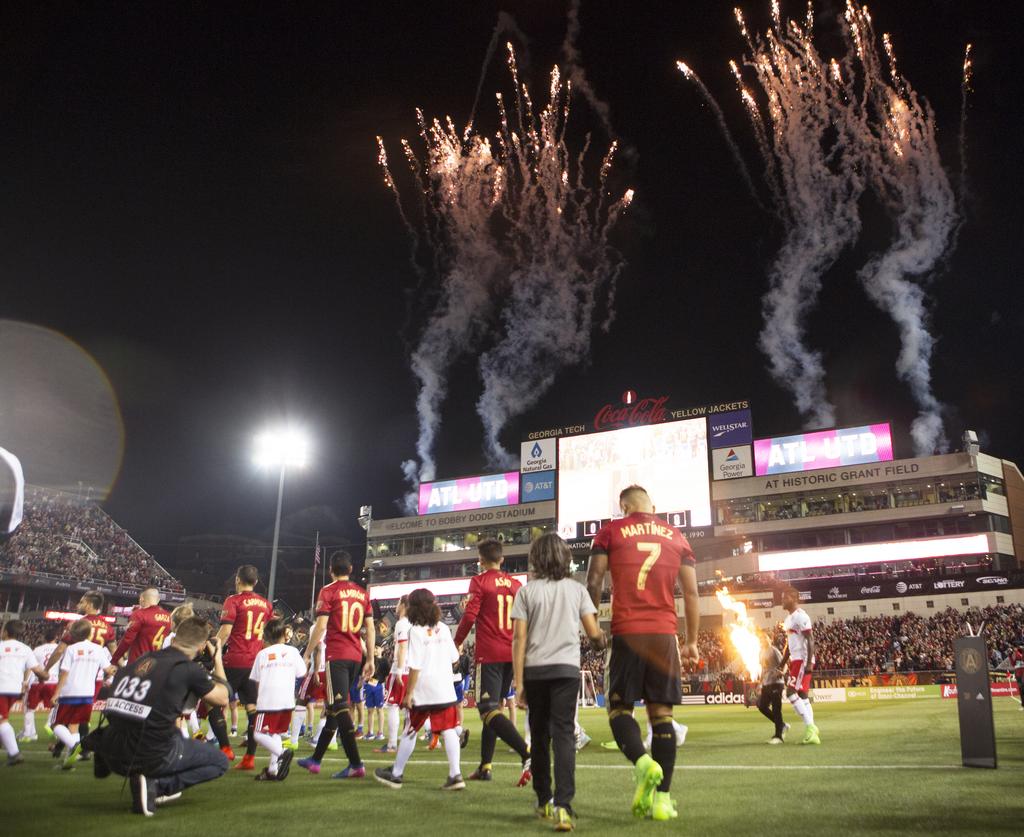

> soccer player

[
  {"left": 586, "top": 485, "right": 699, "bottom": 822},
  {"left": 51, "top": 617, "right": 116, "bottom": 769},
  {"left": 379, "top": 595, "right": 410, "bottom": 753},
  {"left": 214, "top": 564, "right": 274, "bottom": 769},
  {"left": 374, "top": 588, "right": 464, "bottom": 791},
  {"left": 298, "top": 551, "right": 375, "bottom": 778},
  {"left": 0, "top": 620, "right": 48, "bottom": 765},
  {"left": 778, "top": 587, "right": 821, "bottom": 744},
  {"left": 111, "top": 588, "right": 172, "bottom": 665},
  {"left": 454, "top": 538, "right": 531, "bottom": 785},
  {"left": 249, "top": 617, "right": 306, "bottom": 781},
  {"left": 21, "top": 624, "right": 60, "bottom": 742}
]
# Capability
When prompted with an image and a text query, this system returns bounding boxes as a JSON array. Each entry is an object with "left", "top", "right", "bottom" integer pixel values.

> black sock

[
  {"left": 650, "top": 718, "right": 675, "bottom": 792},
  {"left": 478, "top": 721, "right": 497, "bottom": 766},
  {"left": 209, "top": 708, "right": 230, "bottom": 748},
  {"left": 245, "top": 711, "right": 258, "bottom": 756},
  {"left": 80, "top": 721, "right": 90, "bottom": 740},
  {"left": 337, "top": 709, "right": 362, "bottom": 767},
  {"left": 312, "top": 714, "right": 339, "bottom": 762},
  {"left": 487, "top": 713, "right": 529, "bottom": 761},
  {"left": 608, "top": 712, "right": 646, "bottom": 764}
]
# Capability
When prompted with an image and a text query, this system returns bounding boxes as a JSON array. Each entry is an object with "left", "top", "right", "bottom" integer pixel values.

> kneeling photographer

[{"left": 92, "top": 616, "right": 231, "bottom": 816}]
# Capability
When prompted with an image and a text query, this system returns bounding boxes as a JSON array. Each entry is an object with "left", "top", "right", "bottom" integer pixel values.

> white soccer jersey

[
  {"left": 250, "top": 643, "right": 307, "bottom": 711},
  {"left": 32, "top": 643, "right": 59, "bottom": 686},
  {"left": 783, "top": 608, "right": 813, "bottom": 662},
  {"left": 59, "top": 641, "right": 112, "bottom": 699},
  {"left": 0, "top": 639, "right": 36, "bottom": 694},
  {"left": 162, "top": 632, "right": 175, "bottom": 649},
  {"left": 406, "top": 621, "right": 459, "bottom": 708},
  {"left": 390, "top": 617, "right": 411, "bottom": 675}
]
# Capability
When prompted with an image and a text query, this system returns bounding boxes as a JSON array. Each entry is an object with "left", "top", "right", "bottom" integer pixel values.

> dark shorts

[
  {"left": 225, "top": 667, "right": 257, "bottom": 707},
  {"left": 324, "top": 659, "right": 361, "bottom": 712},
  {"left": 349, "top": 678, "right": 364, "bottom": 705},
  {"left": 607, "top": 634, "right": 681, "bottom": 708},
  {"left": 475, "top": 662, "right": 514, "bottom": 715}
]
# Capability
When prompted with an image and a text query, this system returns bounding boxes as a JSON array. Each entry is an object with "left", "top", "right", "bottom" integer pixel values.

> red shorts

[
  {"left": 384, "top": 673, "right": 407, "bottom": 707},
  {"left": 0, "top": 695, "right": 18, "bottom": 720},
  {"left": 53, "top": 702, "right": 94, "bottom": 727},
  {"left": 405, "top": 705, "right": 459, "bottom": 735},
  {"left": 254, "top": 709, "right": 292, "bottom": 735},
  {"left": 94, "top": 681, "right": 104, "bottom": 700},
  {"left": 787, "top": 660, "right": 812, "bottom": 693},
  {"left": 298, "top": 672, "right": 326, "bottom": 703},
  {"left": 28, "top": 683, "right": 57, "bottom": 710}
]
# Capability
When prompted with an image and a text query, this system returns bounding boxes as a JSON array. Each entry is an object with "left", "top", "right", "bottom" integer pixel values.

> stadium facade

[{"left": 365, "top": 392, "right": 1024, "bottom": 629}]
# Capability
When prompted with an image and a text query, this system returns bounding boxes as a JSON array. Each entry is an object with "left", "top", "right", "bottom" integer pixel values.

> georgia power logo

[{"left": 725, "top": 449, "right": 739, "bottom": 461}]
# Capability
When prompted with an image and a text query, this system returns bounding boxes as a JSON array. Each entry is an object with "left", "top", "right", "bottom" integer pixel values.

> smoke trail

[
  {"left": 379, "top": 44, "right": 631, "bottom": 495},
  {"left": 561, "top": 0, "right": 617, "bottom": 144},
  {"left": 846, "top": 3, "right": 957, "bottom": 454},
  {"left": 729, "top": 5, "right": 867, "bottom": 428},
  {"left": 466, "top": 12, "right": 531, "bottom": 136}
]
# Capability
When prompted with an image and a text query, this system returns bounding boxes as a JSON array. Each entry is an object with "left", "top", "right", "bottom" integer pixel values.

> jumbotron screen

[{"left": 556, "top": 418, "right": 711, "bottom": 540}]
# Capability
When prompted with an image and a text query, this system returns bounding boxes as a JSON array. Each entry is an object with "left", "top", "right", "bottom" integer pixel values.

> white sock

[
  {"left": 23, "top": 709, "right": 36, "bottom": 737},
  {"left": 0, "top": 720, "right": 19, "bottom": 756},
  {"left": 801, "top": 699, "right": 814, "bottom": 725},
  {"left": 315, "top": 718, "right": 327, "bottom": 740},
  {"left": 269, "top": 751, "right": 279, "bottom": 775},
  {"left": 54, "top": 724, "right": 77, "bottom": 749},
  {"left": 441, "top": 728, "right": 460, "bottom": 777},
  {"left": 393, "top": 730, "right": 417, "bottom": 777},
  {"left": 187, "top": 712, "right": 200, "bottom": 734},
  {"left": 387, "top": 705, "right": 400, "bottom": 748},
  {"left": 455, "top": 724, "right": 463, "bottom": 735},
  {"left": 788, "top": 693, "right": 813, "bottom": 725},
  {"left": 254, "top": 730, "right": 284, "bottom": 757},
  {"left": 290, "top": 706, "right": 306, "bottom": 747},
  {"left": 644, "top": 724, "right": 653, "bottom": 751}
]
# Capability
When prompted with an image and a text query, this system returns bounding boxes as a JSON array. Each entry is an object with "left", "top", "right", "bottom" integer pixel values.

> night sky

[{"left": 2, "top": 2, "right": 1021, "bottom": 584}]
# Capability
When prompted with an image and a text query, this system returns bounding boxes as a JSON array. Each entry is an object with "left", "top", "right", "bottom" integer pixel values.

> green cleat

[
  {"left": 631, "top": 754, "right": 663, "bottom": 819},
  {"left": 327, "top": 738, "right": 339, "bottom": 751},
  {"left": 281, "top": 739, "right": 296, "bottom": 751},
  {"left": 553, "top": 806, "right": 576, "bottom": 832},
  {"left": 801, "top": 724, "right": 821, "bottom": 745},
  {"left": 62, "top": 743, "right": 81, "bottom": 771},
  {"left": 536, "top": 800, "right": 555, "bottom": 821},
  {"left": 651, "top": 791, "right": 678, "bottom": 821}
]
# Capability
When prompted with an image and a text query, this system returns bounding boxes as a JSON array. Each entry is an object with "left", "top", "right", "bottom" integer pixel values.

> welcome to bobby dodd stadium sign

[{"left": 523, "top": 393, "right": 750, "bottom": 441}]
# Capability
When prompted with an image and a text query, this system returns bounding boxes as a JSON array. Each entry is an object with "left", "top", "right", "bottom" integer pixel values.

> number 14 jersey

[
  {"left": 221, "top": 592, "right": 273, "bottom": 668},
  {"left": 454, "top": 569, "right": 522, "bottom": 664},
  {"left": 591, "top": 512, "right": 694, "bottom": 636}
]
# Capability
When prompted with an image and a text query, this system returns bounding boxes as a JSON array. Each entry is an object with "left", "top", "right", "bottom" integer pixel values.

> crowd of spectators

[{"left": 0, "top": 486, "right": 183, "bottom": 593}]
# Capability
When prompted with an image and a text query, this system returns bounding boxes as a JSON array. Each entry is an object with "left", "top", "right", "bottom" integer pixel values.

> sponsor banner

[
  {"left": 708, "top": 409, "right": 753, "bottom": 448},
  {"left": 371, "top": 501, "right": 554, "bottom": 535},
  {"left": 757, "top": 533, "right": 992, "bottom": 574},
  {"left": 845, "top": 685, "right": 941, "bottom": 701},
  {"left": 520, "top": 470, "right": 556, "bottom": 503},
  {"left": 0, "top": 570, "right": 185, "bottom": 603},
  {"left": 941, "top": 683, "right": 1020, "bottom": 699},
  {"left": 754, "top": 423, "right": 894, "bottom": 476},
  {"left": 679, "top": 691, "right": 747, "bottom": 706},
  {"left": 417, "top": 472, "right": 520, "bottom": 516},
  {"left": 741, "top": 596, "right": 775, "bottom": 609},
  {"left": 786, "top": 574, "right": 1019, "bottom": 604},
  {"left": 810, "top": 688, "right": 847, "bottom": 704},
  {"left": 712, "top": 445, "right": 753, "bottom": 481},
  {"left": 520, "top": 439, "right": 556, "bottom": 474}
]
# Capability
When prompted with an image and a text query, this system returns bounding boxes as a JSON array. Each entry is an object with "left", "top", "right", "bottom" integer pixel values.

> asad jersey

[
  {"left": 454, "top": 569, "right": 522, "bottom": 664},
  {"left": 61, "top": 614, "right": 114, "bottom": 649},
  {"left": 316, "top": 579, "right": 369, "bottom": 662},
  {"left": 221, "top": 592, "right": 273, "bottom": 668},
  {"left": 111, "top": 605, "right": 172, "bottom": 665},
  {"left": 591, "top": 512, "right": 694, "bottom": 636}
]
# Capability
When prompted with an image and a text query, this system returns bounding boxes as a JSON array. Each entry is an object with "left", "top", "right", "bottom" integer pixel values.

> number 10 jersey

[
  {"left": 591, "top": 512, "right": 694, "bottom": 636},
  {"left": 316, "top": 580, "right": 369, "bottom": 663}
]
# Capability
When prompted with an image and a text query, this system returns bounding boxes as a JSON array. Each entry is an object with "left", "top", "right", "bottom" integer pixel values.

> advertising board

[
  {"left": 520, "top": 439, "right": 556, "bottom": 474},
  {"left": 757, "top": 533, "right": 992, "bottom": 573},
  {"left": 711, "top": 445, "right": 752, "bottom": 480},
  {"left": 754, "top": 423, "right": 894, "bottom": 476},
  {"left": 417, "top": 472, "right": 520, "bottom": 516},
  {"left": 708, "top": 409, "right": 753, "bottom": 448},
  {"left": 520, "top": 470, "right": 555, "bottom": 503}
]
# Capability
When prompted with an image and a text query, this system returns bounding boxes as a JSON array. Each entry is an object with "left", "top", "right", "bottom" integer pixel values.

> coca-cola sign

[{"left": 593, "top": 396, "right": 670, "bottom": 431}]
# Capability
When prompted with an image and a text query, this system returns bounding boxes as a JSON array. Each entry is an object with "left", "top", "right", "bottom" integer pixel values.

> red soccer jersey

[
  {"left": 111, "top": 605, "right": 172, "bottom": 664},
  {"left": 220, "top": 592, "right": 273, "bottom": 668},
  {"left": 454, "top": 569, "right": 522, "bottom": 664},
  {"left": 316, "top": 580, "right": 369, "bottom": 662},
  {"left": 61, "top": 614, "right": 114, "bottom": 649},
  {"left": 590, "top": 512, "right": 694, "bottom": 636}
]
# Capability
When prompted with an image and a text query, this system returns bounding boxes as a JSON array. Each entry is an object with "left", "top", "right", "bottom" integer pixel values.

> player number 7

[{"left": 636, "top": 543, "right": 662, "bottom": 591}]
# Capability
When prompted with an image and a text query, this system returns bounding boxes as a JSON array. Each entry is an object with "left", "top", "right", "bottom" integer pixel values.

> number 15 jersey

[
  {"left": 316, "top": 580, "right": 369, "bottom": 663},
  {"left": 591, "top": 512, "right": 694, "bottom": 636},
  {"left": 454, "top": 569, "right": 522, "bottom": 664}
]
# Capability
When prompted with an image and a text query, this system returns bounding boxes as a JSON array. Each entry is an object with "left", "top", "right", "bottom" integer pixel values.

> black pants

[
  {"left": 525, "top": 676, "right": 578, "bottom": 809},
  {"left": 757, "top": 683, "right": 785, "bottom": 737},
  {"left": 102, "top": 733, "right": 229, "bottom": 797}
]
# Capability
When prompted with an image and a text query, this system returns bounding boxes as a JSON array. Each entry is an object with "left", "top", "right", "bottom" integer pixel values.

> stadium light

[{"left": 253, "top": 426, "right": 311, "bottom": 602}]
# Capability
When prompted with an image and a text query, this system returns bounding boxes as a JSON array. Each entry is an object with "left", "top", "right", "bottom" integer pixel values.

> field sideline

[{"left": 4, "top": 699, "right": 1022, "bottom": 836}]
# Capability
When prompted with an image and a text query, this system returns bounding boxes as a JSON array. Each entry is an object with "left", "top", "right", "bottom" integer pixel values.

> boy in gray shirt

[{"left": 512, "top": 533, "right": 605, "bottom": 832}]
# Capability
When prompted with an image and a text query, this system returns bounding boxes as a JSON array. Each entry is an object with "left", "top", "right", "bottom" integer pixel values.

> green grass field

[{"left": 4, "top": 699, "right": 1022, "bottom": 836}]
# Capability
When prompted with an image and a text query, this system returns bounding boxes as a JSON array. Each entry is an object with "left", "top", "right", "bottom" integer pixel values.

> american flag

[{"left": 313, "top": 541, "right": 321, "bottom": 567}]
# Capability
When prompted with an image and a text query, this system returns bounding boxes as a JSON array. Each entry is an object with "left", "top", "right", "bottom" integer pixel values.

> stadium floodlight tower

[{"left": 252, "top": 426, "right": 310, "bottom": 603}]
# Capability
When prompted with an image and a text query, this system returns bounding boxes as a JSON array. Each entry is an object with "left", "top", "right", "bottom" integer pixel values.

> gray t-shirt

[
  {"left": 761, "top": 644, "right": 784, "bottom": 686},
  {"left": 511, "top": 577, "right": 597, "bottom": 680}
]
